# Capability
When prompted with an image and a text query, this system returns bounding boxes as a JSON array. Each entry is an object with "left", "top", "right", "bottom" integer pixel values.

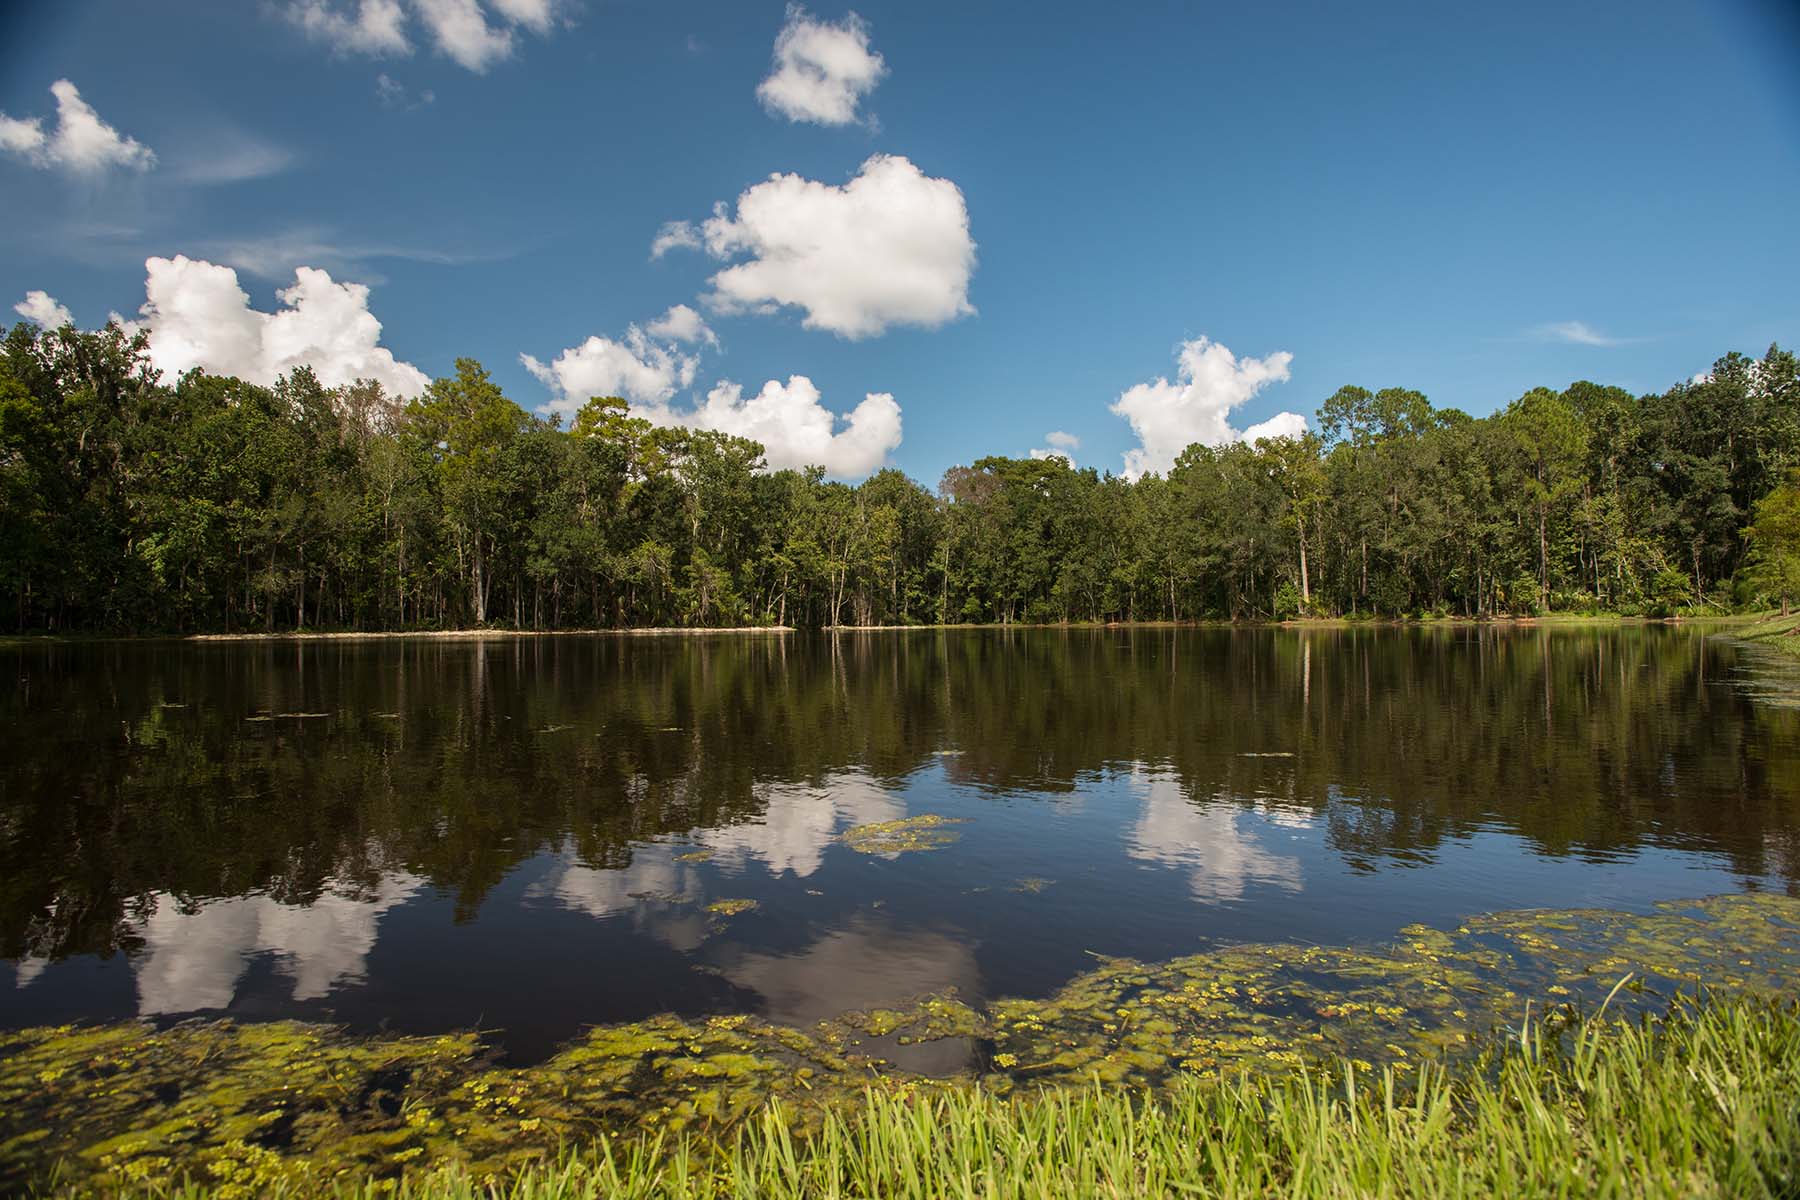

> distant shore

[{"left": 0, "top": 612, "right": 1765, "bottom": 647}]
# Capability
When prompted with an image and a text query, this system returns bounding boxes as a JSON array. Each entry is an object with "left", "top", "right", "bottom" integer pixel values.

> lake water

[{"left": 3, "top": 626, "right": 1796, "bottom": 1064}]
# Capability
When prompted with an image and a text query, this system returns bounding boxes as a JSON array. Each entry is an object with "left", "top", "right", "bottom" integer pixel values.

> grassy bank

[
  {"left": 1734, "top": 611, "right": 1800, "bottom": 659},
  {"left": 109, "top": 994, "right": 1800, "bottom": 1200}
]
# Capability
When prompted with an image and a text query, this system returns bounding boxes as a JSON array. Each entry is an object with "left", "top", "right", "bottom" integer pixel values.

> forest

[{"left": 2, "top": 320, "right": 1797, "bottom": 633}]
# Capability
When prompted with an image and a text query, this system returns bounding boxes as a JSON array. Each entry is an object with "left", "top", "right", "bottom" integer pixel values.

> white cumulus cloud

[
  {"left": 645, "top": 303, "right": 718, "bottom": 347},
  {"left": 649, "top": 220, "right": 701, "bottom": 259},
  {"left": 281, "top": 0, "right": 566, "bottom": 71},
  {"left": 1030, "top": 430, "right": 1079, "bottom": 464},
  {"left": 524, "top": 312, "right": 903, "bottom": 479},
  {"left": 130, "top": 255, "right": 429, "bottom": 397},
  {"left": 671, "top": 377, "right": 901, "bottom": 479},
  {"left": 14, "top": 290, "right": 74, "bottom": 329},
  {"left": 696, "top": 154, "right": 975, "bottom": 339},
  {"left": 0, "top": 79, "right": 156, "bottom": 176},
  {"left": 521, "top": 324, "right": 701, "bottom": 415},
  {"left": 1111, "top": 336, "right": 1304, "bottom": 478},
  {"left": 1242, "top": 411, "right": 1309, "bottom": 444},
  {"left": 756, "top": 5, "right": 887, "bottom": 127}
]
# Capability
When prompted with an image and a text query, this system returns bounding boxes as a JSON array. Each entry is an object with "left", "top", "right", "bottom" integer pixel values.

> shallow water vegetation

[
  {"left": 38, "top": 996, "right": 1800, "bottom": 1199},
  {"left": 5, "top": 893, "right": 1800, "bottom": 1194},
  {"left": 838, "top": 814, "right": 966, "bottom": 855},
  {"left": 701, "top": 899, "right": 757, "bottom": 917}
]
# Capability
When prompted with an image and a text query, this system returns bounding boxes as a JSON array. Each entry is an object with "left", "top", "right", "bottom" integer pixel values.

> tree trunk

[
  {"left": 1538, "top": 506, "right": 1550, "bottom": 612},
  {"left": 1298, "top": 520, "right": 1311, "bottom": 608}
]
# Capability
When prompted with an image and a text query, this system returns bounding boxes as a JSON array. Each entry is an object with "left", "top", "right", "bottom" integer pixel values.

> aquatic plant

[
  {"left": 702, "top": 899, "right": 758, "bottom": 917},
  {"left": 839, "top": 814, "right": 966, "bottom": 854},
  {"left": 5, "top": 892, "right": 1800, "bottom": 1194}
]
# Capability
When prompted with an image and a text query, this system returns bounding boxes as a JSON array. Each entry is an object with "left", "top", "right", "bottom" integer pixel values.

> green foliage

[
  {"left": 2, "top": 321, "right": 1797, "bottom": 631},
  {"left": 1742, "top": 470, "right": 1800, "bottom": 612}
]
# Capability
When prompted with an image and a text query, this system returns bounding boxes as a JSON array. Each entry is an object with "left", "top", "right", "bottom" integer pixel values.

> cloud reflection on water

[
  {"left": 1125, "top": 768, "right": 1305, "bottom": 903},
  {"left": 128, "top": 874, "right": 422, "bottom": 1015}
]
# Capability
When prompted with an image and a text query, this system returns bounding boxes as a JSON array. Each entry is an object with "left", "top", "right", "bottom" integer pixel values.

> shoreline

[{"left": 0, "top": 612, "right": 1764, "bottom": 646}]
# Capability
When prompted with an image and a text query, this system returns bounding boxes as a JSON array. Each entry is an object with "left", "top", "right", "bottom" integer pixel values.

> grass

[
  {"left": 105, "top": 992, "right": 1800, "bottom": 1200},
  {"left": 1735, "top": 610, "right": 1800, "bottom": 659}
]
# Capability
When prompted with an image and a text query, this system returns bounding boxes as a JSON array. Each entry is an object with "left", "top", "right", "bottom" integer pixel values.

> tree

[
  {"left": 410, "top": 359, "right": 528, "bottom": 623},
  {"left": 1743, "top": 473, "right": 1800, "bottom": 616},
  {"left": 1503, "top": 388, "right": 1588, "bottom": 612}
]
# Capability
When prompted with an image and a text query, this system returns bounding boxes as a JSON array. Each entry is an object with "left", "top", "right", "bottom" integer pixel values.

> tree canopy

[{"left": 2, "top": 320, "right": 1796, "bottom": 632}]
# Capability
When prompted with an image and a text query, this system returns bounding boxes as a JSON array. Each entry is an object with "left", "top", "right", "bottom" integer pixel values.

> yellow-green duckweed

[
  {"left": 5, "top": 892, "right": 1800, "bottom": 1194},
  {"left": 838, "top": 814, "right": 966, "bottom": 854}
]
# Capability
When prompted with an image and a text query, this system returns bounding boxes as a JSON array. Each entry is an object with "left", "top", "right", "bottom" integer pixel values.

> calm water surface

[{"left": 3, "top": 627, "right": 1797, "bottom": 1063}]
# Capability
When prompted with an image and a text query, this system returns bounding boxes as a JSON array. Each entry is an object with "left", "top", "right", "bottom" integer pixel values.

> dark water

[{"left": 3, "top": 626, "right": 1797, "bottom": 1063}]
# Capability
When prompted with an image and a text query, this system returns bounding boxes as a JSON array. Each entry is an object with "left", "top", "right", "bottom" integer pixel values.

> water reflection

[
  {"left": 1126, "top": 769, "right": 1304, "bottom": 903},
  {"left": 720, "top": 917, "right": 981, "bottom": 1074},
  {"left": 129, "top": 874, "right": 421, "bottom": 1014},
  {"left": 3, "top": 627, "right": 1797, "bottom": 1051},
  {"left": 697, "top": 774, "right": 903, "bottom": 877}
]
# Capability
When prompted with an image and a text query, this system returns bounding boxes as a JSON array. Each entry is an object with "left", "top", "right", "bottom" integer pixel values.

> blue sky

[{"left": 3, "top": 0, "right": 1798, "bottom": 481}]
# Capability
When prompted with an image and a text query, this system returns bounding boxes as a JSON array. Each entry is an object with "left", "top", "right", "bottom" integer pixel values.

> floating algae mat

[
  {"left": 5, "top": 893, "right": 1800, "bottom": 1193},
  {"left": 839, "top": 813, "right": 966, "bottom": 854}
]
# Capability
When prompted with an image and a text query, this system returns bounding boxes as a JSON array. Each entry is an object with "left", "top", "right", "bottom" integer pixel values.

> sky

[{"left": 3, "top": 0, "right": 1798, "bottom": 482}]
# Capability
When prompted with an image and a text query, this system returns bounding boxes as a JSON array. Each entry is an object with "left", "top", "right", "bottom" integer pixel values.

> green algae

[
  {"left": 703, "top": 899, "right": 758, "bottom": 917},
  {"left": 840, "top": 814, "right": 966, "bottom": 854},
  {"left": 7, "top": 891, "right": 1800, "bottom": 1194},
  {"left": 672, "top": 849, "right": 714, "bottom": 864}
]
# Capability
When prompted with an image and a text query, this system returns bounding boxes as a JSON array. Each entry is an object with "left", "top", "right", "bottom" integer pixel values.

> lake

[{"left": 3, "top": 625, "right": 1797, "bottom": 1065}]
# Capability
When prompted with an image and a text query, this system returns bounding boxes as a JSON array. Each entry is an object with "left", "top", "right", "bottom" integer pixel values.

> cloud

[
  {"left": 281, "top": 0, "right": 567, "bottom": 72},
  {"left": 1242, "top": 411, "right": 1309, "bottom": 443},
  {"left": 521, "top": 323, "right": 701, "bottom": 414},
  {"left": 649, "top": 220, "right": 701, "bottom": 259},
  {"left": 645, "top": 303, "right": 717, "bottom": 347},
  {"left": 756, "top": 5, "right": 887, "bottom": 127},
  {"left": 697, "top": 155, "right": 975, "bottom": 339},
  {"left": 13, "top": 290, "right": 73, "bottom": 329},
  {"left": 131, "top": 254, "right": 430, "bottom": 397},
  {"left": 674, "top": 378, "right": 901, "bottom": 478},
  {"left": 200, "top": 228, "right": 482, "bottom": 281},
  {"left": 171, "top": 131, "right": 296, "bottom": 185},
  {"left": 525, "top": 315, "right": 901, "bottom": 478},
  {"left": 487, "top": 0, "right": 560, "bottom": 33},
  {"left": 376, "top": 73, "right": 436, "bottom": 109},
  {"left": 1030, "top": 430, "right": 1079, "bottom": 464},
  {"left": 412, "top": 0, "right": 514, "bottom": 70},
  {"left": 1110, "top": 336, "right": 1303, "bottom": 478},
  {"left": 1530, "top": 320, "right": 1632, "bottom": 348},
  {"left": 0, "top": 79, "right": 156, "bottom": 176},
  {"left": 286, "top": 0, "right": 412, "bottom": 55}
]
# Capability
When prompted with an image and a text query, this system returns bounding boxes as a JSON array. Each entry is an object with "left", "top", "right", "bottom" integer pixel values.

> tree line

[{"left": 2, "top": 320, "right": 1797, "bottom": 633}]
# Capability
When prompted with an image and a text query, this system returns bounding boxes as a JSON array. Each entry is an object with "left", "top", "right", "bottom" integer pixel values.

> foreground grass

[{"left": 118, "top": 994, "right": 1800, "bottom": 1200}]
